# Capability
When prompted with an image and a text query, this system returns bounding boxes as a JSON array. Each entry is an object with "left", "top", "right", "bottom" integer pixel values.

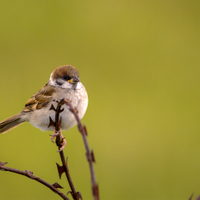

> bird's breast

[{"left": 26, "top": 85, "right": 88, "bottom": 132}]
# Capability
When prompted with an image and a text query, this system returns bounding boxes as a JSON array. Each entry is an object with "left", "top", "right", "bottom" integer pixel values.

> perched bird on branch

[{"left": 0, "top": 65, "right": 88, "bottom": 135}]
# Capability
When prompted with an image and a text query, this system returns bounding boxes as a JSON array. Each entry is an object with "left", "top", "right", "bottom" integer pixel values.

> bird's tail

[{"left": 0, "top": 114, "right": 25, "bottom": 134}]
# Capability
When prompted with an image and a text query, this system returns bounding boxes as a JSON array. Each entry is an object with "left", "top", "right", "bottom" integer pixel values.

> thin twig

[
  {"left": 49, "top": 99, "right": 82, "bottom": 200},
  {"left": 64, "top": 99, "right": 99, "bottom": 200},
  {"left": 0, "top": 162, "right": 69, "bottom": 200}
]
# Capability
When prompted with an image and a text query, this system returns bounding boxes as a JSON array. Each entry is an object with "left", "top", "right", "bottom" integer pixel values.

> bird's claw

[
  {"left": 50, "top": 129, "right": 67, "bottom": 152},
  {"left": 50, "top": 131, "right": 60, "bottom": 143},
  {"left": 57, "top": 137, "right": 67, "bottom": 152}
]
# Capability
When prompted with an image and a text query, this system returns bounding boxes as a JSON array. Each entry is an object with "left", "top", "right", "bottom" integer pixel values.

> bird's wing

[{"left": 22, "top": 83, "right": 55, "bottom": 112}]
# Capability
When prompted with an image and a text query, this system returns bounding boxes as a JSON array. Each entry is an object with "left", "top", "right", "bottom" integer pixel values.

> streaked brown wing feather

[{"left": 22, "top": 83, "right": 55, "bottom": 112}]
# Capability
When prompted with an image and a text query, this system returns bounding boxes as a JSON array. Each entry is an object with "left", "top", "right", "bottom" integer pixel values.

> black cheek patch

[{"left": 56, "top": 79, "right": 63, "bottom": 86}]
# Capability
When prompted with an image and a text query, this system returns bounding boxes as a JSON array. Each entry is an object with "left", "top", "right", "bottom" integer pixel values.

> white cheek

[
  {"left": 62, "top": 82, "right": 83, "bottom": 89},
  {"left": 61, "top": 81, "right": 73, "bottom": 89}
]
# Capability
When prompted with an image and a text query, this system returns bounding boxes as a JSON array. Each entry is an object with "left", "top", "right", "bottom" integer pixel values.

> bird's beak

[{"left": 68, "top": 76, "right": 80, "bottom": 84}]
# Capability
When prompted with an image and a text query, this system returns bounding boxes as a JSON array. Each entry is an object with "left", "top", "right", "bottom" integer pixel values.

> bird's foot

[
  {"left": 57, "top": 129, "right": 66, "bottom": 152},
  {"left": 50, "top": 129, "right": 66, "bottom": 151},
  {"left": 50, "top": 131, "right": 59, "bottom": 143},
  {"left": 58, "top": 137, "right": 67, "bottom": 152}
]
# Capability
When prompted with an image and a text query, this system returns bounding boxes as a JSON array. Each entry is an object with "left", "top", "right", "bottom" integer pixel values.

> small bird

[{"left": 0, "top": 65, "right": 88, "bottom": 139}]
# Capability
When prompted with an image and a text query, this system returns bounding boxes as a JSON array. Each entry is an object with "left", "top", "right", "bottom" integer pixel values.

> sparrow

[{"left": 0, "top": 65, "right": 88, "bottom": 142}]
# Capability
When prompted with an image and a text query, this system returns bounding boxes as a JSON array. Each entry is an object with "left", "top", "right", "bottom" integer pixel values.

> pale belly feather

[{"left": 25, "top": 85, "right": 88, "bottom": 132}]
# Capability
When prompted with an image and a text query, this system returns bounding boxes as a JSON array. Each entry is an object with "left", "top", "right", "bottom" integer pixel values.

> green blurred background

[{"left": 0, "top": 1, "right": 200, "bottom": 199}]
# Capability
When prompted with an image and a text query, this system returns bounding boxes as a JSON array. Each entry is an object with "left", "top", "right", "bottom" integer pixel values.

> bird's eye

[{"left": 63, "top": 75, "right": 70, "bottom": 80}]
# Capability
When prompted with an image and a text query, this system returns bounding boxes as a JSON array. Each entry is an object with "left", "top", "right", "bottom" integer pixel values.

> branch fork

[{"left": 0, "top": 98, "right": 99, "bottom": 200}]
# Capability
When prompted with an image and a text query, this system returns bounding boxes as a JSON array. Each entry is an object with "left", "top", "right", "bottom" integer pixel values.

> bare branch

[
  {"left": 64, "top": 100, "right": 99, "bottom": 200},
  {"left": 0, "top": 162, "right": 69, "bottom": 200},
  {"left": 49, "top": 99, "right": 82, "bottom": 200}
]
